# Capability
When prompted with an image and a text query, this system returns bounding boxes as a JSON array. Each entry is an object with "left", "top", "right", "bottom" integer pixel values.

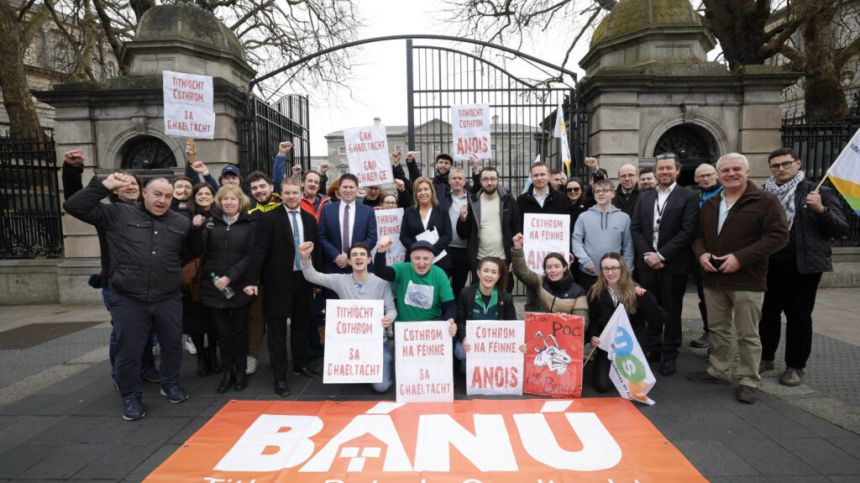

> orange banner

[{"left": 146, "top": 398, "right": 705, "bottom": 482}]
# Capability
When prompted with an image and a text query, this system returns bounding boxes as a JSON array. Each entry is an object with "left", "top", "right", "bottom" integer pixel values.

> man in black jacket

[
  {"left": 457, "top": 167, "right": 521, "bottom": 288},
  {"left": 517, "top": 161, "right": 569, "bottom": 310},
  {"left": 64, "top": 174, "right": 192, "bottom": 421},
  {"left": 631, "top": 153, "right": 699, "bottom": 376},
  {"left": 759, "top": 148, "right": 849, "bottom": 386},
  {"left": 613, "top": 163, "right": 640, "bottom": 217},
  {"left": 246, "top": 177, "right": 322, "bottom": 396}
]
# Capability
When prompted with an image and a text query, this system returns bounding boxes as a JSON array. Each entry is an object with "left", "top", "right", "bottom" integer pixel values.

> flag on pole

[
  {"left": 596, "top": 304, "right": 656, "bottom": 405},
  {"left": 827, "top": 126, "right": 860, "bottom": 216},
  {"left": 554, "top": 98, "right": 572, "bottom": 178}
]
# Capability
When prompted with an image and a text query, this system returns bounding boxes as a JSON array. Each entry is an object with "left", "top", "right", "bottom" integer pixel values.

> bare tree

[
  {"left": 449, "top": 0, "right": 860, "bottom": 122},
  {"left": 0, "top": 0, "right": 361, "bottom": 140}
]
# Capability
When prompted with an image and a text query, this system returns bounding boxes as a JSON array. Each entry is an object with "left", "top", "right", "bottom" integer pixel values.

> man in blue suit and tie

[{"left": 319, "top": 173, "right": 378, "bottom": 273}]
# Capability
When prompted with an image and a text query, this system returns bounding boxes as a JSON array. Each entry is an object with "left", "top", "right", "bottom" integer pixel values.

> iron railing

[
  {"left": 781, "top": 113, "right": 860, "bottom": 246},
  {"left": 0, "top": 134, "right": 63, "bottom": 258},
  {"left": 238, "top": 94, "right": 311, "bottom": 178}
]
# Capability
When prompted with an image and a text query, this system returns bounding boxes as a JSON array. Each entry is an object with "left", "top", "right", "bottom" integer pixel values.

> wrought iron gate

[
  {"left": 405, "top": 40, "right": 586, "bottom": 194},
  {"left": 239, "top": 94, "right": 311, "bottom": 177}
]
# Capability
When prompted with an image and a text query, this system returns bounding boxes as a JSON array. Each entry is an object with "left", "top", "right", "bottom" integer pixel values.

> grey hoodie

[{"left": 571, "top": 205, "right": 634, "bottom": 274}]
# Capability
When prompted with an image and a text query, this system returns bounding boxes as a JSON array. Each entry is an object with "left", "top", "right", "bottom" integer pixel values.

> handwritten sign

[
  {"left": 162, "top": 71, "right": 214, "bottom": 139},
  {"left": 451, "top": 103, "right": 491, "bottom": 161},
  {"left": 374, "top": 208, "right": 406, "bottom": 265},
  {"left": 524, "top": 312, "right": 584, "bottom": 398},
  {"left": 323, "top": 299, "right": 384, "bottom": 384},
  {"left": 395, "top": 321, "right": 453, "bottom": 402},
  {"left": 343, "top": 124, "right": 393, "bottom": 187},
  {"left": 465, "top": 320, "right": 525, "bottom": 396},
  {"left": 523, "top": 213, "right": 571, "bottom": 275}
]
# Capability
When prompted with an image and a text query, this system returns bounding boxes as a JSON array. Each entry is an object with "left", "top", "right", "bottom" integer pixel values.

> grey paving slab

[
  {"left": 778, "top": 438, "right": 860, "bottom": 475},
  {"left": 729, "top": 438, "right": 818, "bottom": 476},
  {"left": 673, "top": 440, "right": 758, "bottom": 476},
  {"left": 15, "top": 443, "right": 105, "bottom": 480},
  {"left": 123, "top": 444, "right": 180, "bottom": 482},
  {"left": 72, "top": 443, "right": 163, "bottom": 481}
]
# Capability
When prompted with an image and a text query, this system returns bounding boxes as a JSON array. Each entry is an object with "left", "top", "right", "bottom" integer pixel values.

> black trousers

[
  {"left": 268, "top": 276, "right": 312, "bottom": 382},
  {"left": 692, "top": 264, "right": 709, "bottom": 333},
  {"left": 109, "top": 292, "right": 183, "bottom": 398},
  {"left": 448, "top": 246, "right": 471, "bottom": 295},
  {"left": 760, "top": 258, "right": 822, "bottom": 370},
  {"left": 640, "top": 269, "right": 688, "bottom": 361},
  {"left": 210, "top": 306, "right": 250, "bottom": 375}
]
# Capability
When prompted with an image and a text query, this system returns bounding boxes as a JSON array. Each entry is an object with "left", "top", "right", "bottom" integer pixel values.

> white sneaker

[
  {"left": 152, "top": 343, "right": 160, "bottom": 357},
  {"left": 183, "top": 334, "right": 197, "bottom": 355},
  {"left": 246, "top": 356, "right": 257, "bottom": 375}
]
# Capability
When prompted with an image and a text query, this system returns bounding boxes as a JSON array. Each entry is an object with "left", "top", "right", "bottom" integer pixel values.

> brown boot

[{"left": 736, "top": 385, "right": 757, "bottom": 404}]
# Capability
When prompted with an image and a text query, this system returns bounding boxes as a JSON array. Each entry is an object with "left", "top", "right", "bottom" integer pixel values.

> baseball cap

[
  {"left": 408, "top": 240, "right": 435, "bottom": 256},
  {"left": 221, "top": 164, "right": 241, "bottom": 178}
]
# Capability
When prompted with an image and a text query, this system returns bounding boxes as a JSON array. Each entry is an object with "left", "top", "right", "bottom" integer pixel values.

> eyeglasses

[
  {"left": 566, "top": 187, "right": 581, "bottom": 192},
  {"left": 594, "top": 189, "right": 612, "bottom": 194},
  {"left": 769, "top": 160, "right": 797, "bottom": 171},
  {"left": 480, "top": 177, "right": 498, "bottom": 182},
  {"left": 656, "top": 153, "right": 677, "bottom": 160},
  {"left": 601, "top": 266, "right": 621, "bottom": 273}
]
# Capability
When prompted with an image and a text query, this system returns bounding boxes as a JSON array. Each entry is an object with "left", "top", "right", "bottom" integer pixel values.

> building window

[{"left": 338, "top": 146, "right": 347, "bottom": 155}]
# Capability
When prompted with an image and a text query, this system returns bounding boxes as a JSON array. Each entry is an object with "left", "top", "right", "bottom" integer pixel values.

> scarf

[
  {"left": 543, "top": 272, "right": 578, "bottom": 298},
  {"left": 764, "top": 170, "right": 804, "bottom": 229}
]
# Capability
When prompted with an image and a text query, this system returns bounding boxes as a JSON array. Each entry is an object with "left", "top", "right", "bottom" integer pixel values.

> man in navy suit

[
  {"left": 318, "top": 173, "right": 378, "bottom": 273},
  {"left": 631, "top": 153, "right": 699, "bottom": 377}
]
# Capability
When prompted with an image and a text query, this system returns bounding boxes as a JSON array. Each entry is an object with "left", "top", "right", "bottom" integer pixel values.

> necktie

[
  {"left": 290, "top": 211, "right": 301, "bottom": 270},
  {"left": 342, "top": 203, "right": 351, "bottom": 253}
]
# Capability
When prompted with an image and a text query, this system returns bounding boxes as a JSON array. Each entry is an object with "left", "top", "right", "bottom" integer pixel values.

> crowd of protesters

[{"left": 61, "top": 141, "right": 847, "bottom": 420}]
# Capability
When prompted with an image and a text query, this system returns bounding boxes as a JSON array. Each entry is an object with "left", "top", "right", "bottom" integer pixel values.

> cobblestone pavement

[{"left": 1, "top": 289, "right": 858, "bottom": 481}]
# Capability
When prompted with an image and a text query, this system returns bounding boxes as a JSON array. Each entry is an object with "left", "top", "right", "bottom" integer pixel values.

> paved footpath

[{"left": 1, "top": 289, "right": 859, "bottom": 481}]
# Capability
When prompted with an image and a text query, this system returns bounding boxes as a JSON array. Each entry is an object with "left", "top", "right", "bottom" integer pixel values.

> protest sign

[
  {"left": 597, "top": 304, "right": 657, "bottom": 405},
  {"left": 147, "top": 399, "right": 706, "bottom": 482},
  {"left": 451, "top": 103, "right": 491, "bottom": 161},
  {"left": 523, "top": 213, "right": 571, "bottom": 275},
  {"left": 323, "top": 299, "right": 384, "bottom": 384},
  {"left": 162, "top": 71, "right": 214, "bottom": 139},
  {"left": 465, "top": 320, "right": 525, "bottom": 396},
  {"left": 374, "top": 208, "right": 406, "bottom": 265},
  {"left": 395, "top": 321, "right": 453, "bottom": 402},
  {"left": 343, "top": 124, "right": 393, "bottom": 187},
  {"left": 524, "top": 312, "right": 584, "bottom": 398}
]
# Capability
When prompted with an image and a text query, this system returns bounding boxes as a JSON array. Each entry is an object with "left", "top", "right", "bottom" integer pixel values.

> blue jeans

[
  {"left": 107, "top": 291, "right": 183, "bottom": 398},
  {"left": 371, "top": 340, "right": 394, "bottom": 393},
  {"left": 103, "top": 287, "right": 157, "bottom": 381}
]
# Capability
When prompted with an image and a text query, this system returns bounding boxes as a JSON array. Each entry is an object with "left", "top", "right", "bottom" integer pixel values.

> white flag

[{"left": 597, "top": 304, "right": 656, "bottom": 405}]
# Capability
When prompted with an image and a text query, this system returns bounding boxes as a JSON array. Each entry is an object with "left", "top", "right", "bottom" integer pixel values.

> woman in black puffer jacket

[{"left": 190, "top": 184, "right": 257, "bottom": 393}]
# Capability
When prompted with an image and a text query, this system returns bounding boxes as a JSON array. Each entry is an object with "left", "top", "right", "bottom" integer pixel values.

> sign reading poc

[{"left": 146, "top": 399, "right": 705, "bottom": 482}]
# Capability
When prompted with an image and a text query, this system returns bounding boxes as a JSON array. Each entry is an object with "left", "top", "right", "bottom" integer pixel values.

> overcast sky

[{"left": 295, "top": 0, "right": 595, "bottom": 155}]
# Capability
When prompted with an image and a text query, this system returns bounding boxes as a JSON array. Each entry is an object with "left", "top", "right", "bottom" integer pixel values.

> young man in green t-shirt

[{"left": 374, "top": 238, "right": 457, "bottom": 338}]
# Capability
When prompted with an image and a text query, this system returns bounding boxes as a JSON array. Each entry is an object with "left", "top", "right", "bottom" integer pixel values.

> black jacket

[
  {"left": 773, "top": 180, "right": 849, "bottom": 273},
  {"left": 587, "top": 289, "right": 666, "bottom": 339},
  {"left": 612, "top": 185, "right": 640, "bottom": 218},
  {"left": 399, "top": 205, "right": 453, "bottom": 270},
  {"left": 517, "top": 185, "right": 570, "bottom": 221},
  {"left": 455, "top": 284, "right": 517, "bottom": 341},
  {"left": 456, "top": 186, "right": 521, "bottom": 263},
  {"left": 247, "top": 206, "right": 321, "bottom": 319},
  {"left": 630, "top": 185, "right": 700, "bottom": 274},
  {"left": 190, "top": 208, "right": 257, "bottom": 309},
  {"left": 64, "top": 182, "right": 192, "bottom": 302},
  {"left": 63, "top": 166, "right": 113, "bottom": 275}
]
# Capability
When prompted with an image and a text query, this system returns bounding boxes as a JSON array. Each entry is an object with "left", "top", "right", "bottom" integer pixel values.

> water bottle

[{"left": 210, "top": 272, "right": 235, "bottom": 299}]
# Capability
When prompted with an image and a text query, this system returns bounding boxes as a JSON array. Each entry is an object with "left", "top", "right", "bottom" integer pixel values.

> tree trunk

[
  {"left": 0, "top": 0, "right": 46, "bottom": 141},
  {"left": 702, "top": 0, "right": 771, "bottom": 70},
  {"left": 799, "top": 2, "right": 847, "bottom": 121}
]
